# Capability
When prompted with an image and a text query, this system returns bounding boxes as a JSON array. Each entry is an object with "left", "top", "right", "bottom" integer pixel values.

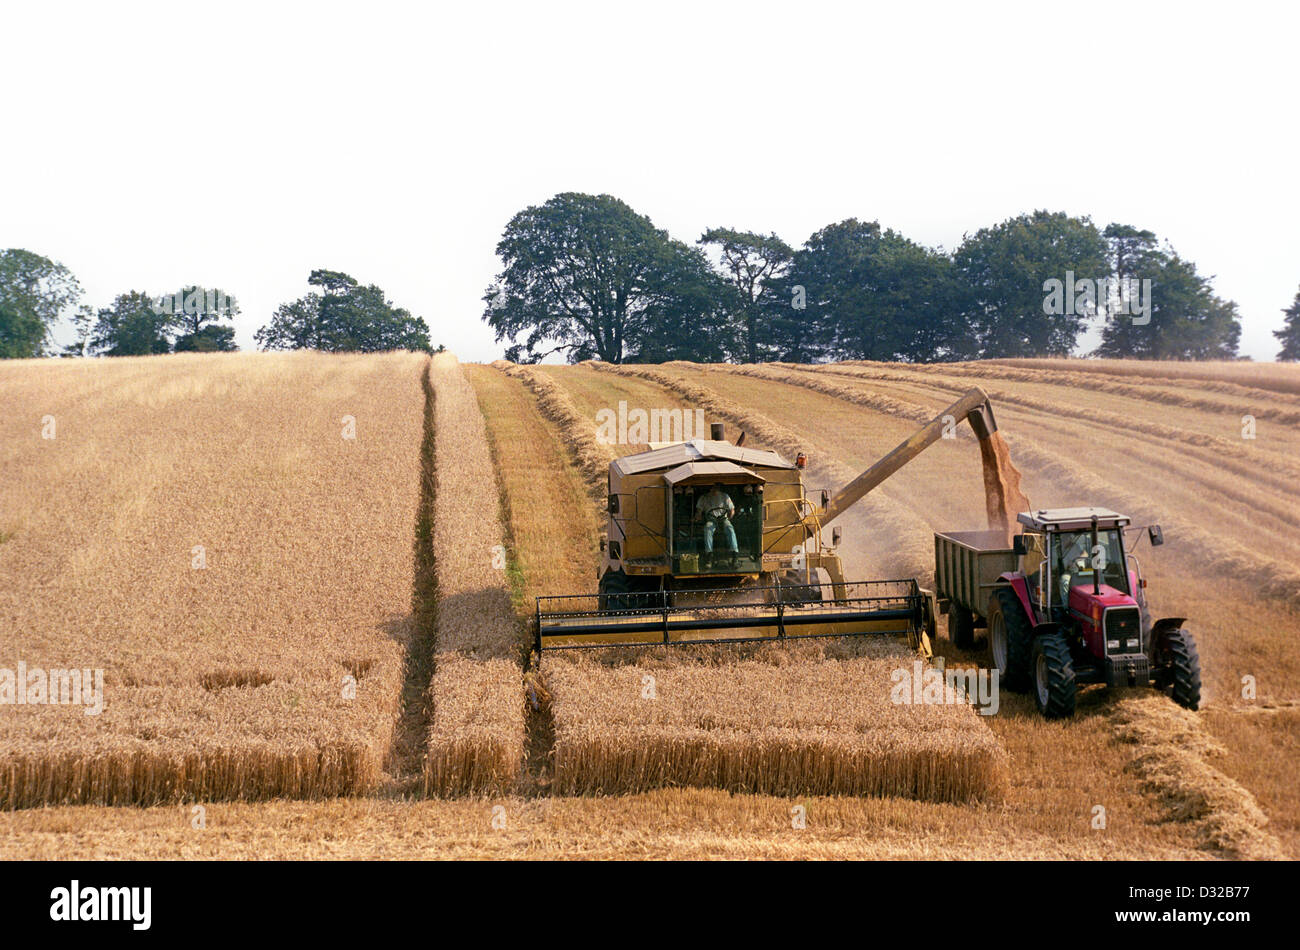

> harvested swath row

[
  {"left": 592, "top": 362, "right": 936, "bottom": 581},
  {"left": 493, "top": 360, "right": 614, "bottom": 503},
  {"left": 907, "top": 361, "right": 1300, "bottom": 427},
  {"left": 808, "top": 363, "right": 1300, "bottom": 518},
  {"left": 423, "top": 354, "right": 524, "bottom": 796},
  {"left": 0, "top": 352, "right": 425, "bottom": 806},
  {"left": 748, "top": 362, "right": 1300, "bottom": 611},
  {"left": 985, "top": 357, "right": 1300, "bottom": 399},
  {"left": 547, "top": 640, "right": 1008, "bottom": 801},
  {"left": 1111, "top": 698, "right": 1284, "bottom": 859}
]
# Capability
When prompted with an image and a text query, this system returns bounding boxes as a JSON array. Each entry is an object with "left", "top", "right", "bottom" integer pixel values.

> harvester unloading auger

[{"left": 532, "top": 388, "right": 1015, "bottom": 657}]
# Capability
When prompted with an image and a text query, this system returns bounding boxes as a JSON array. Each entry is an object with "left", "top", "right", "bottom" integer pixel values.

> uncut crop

[
  {"left": 0, "top": 351, "right": 426, "bottom": 806},
  {"left": 545, "top": 640, "right": 1008, "bottom": 802},
  {"left": 423, "top": 354, "right": 525, "bottom": 796}
]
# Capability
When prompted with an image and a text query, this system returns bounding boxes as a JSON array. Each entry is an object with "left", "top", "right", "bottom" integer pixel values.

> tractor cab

[{"left": 1015, "top": 508, "right": 1136, "bottom": 623}]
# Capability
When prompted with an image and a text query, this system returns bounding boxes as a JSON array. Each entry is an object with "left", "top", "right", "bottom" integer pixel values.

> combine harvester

[{"left": 532, "top": 388, "right": 1003, "bottom": 655}]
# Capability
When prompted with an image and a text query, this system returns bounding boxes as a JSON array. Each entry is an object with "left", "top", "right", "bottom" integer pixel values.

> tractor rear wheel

[
  {"left": 987, "top": 587, "right": 1032, "bottom": 692},
  {"left": 1032, "top": 631, "right": 1076, "bottom": 718},
  {"left": 950, "top": 604, "right": 976, "bottom": 649},
  {"left": 1156, "top": 627, "right": 1202, "bottom": 710}
]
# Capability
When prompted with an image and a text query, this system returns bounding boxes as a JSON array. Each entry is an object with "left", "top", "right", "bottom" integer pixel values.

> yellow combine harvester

[{"left": 531, "top": 388, "right": 1001, "bottom": 656}]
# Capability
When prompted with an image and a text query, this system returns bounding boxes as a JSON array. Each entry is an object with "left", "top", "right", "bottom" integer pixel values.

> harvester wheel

[
  {"left": 598, "top": 569, "right": 645, "bottom": 612},
  {"left": 1032, "top": 631, "right": 1076, "bottom": 718},
  {"left": 950, "top": 604, "right": 976, "bottom": 649},
  {"left": 777, "top": 570, "right": 822, "bottom": 605},
  {"left": 1156, "top": 628, "right": 1202, "bottom": 710},
  {"left": 987, "top": 588, "right": 1032, "bottom": 692}
]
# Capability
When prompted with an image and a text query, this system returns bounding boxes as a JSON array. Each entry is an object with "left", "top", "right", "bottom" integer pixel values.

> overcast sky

[{"left": 3, "top": 1, "right": 1296, "bottom": 361}]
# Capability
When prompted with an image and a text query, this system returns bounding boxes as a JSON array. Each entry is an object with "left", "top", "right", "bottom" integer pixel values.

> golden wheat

[
  {"left": 493, "top": 361, "right": 613, "bottom": 502},
  {"left": 985, "top": 357, "right": 1300, "bottom": 397},
  {"left": 423, "top": 353, "right": 525, "bottom": 795},
  {"left": 0, "top": 351, "right": 426, "bottom": 806},
  {"left": 544, "top": 642, "right": 1007, "bottom": 801}
]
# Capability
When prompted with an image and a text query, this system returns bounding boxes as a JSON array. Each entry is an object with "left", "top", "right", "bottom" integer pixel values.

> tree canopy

[
  {"left": 1095, "top": 227, "right": 1241, "bottom": 359},
  {"left": 256, "top": 270, "right": 436, "bottom": 353},
  {"left": 0, "top": 249, "right": 82, "bottom": 358},
  {"left": 483, "top": 193, "right": 726, "bottom": 363},
  {"left": 1275, "top": 286, "right": 1300, "bottom": 362}
]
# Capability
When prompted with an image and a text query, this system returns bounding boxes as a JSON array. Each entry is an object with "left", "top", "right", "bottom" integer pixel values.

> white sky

[{"left": 3, "top": 1, "right": 1296, "bottom": 361}]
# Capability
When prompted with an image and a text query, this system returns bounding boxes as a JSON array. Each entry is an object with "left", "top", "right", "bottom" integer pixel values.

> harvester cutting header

[{"left": 532, "top": 388, "right": 1005, "bottom": 654}]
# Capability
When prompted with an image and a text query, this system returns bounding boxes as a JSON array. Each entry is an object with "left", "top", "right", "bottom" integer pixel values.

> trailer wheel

[
  {"left": 1156, "top": 628, "right": 1201, "bottom": 711},
  {"left": 1032, "top": 631, "right": 1076, "bottom": 718},
  {"left": 950, "top": 604, "right": 976, "bottom": 649},
  {"left": 987, "top": 588, "right": 1032, "bottom": 692}
]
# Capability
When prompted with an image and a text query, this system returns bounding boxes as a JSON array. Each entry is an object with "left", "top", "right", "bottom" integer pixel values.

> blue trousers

[{"left": 703, "top": 520, "right": 737, "bottom": 553}]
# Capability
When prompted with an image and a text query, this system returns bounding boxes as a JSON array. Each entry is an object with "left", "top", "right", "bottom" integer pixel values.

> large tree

[
  {"left": 1095, "top": 228, "right": 1240, "bottom": 360},
  {"left": 698, "top": 228, "right": 793, "bottom": 362},
  {"left": 1275, "top": 286, "right": 1300, "bottom": 362},
  {"left": 87, "top": 292, "right": 176, "bottom": 356},
  {"left": 256, "top": 270, "right": 434, "bottom": 353},
  {"left": 765, "top": 219, "right": 961, "bottom": 363},
  {"left": 484, "top": 192, "right": 723, "bottom": 363},
  {"left": 0, "top": 249, "right": 82, "bottom": 358},
  {"left": 167, "top": 285, "right": 240, "bottom": 352},
  {"left": 953, "top": 211, "right": 1108, "bottom": 357}
]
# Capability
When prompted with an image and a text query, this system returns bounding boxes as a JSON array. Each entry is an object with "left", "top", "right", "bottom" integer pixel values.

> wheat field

[
  {"left": 0, "top": 351, "right": 426, "bottom": 805},
  {"left": 3, "top": 350, "right": 1297, "bottom": 860}
]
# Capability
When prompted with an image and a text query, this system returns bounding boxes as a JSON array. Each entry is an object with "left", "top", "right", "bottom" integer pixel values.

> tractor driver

[{"left": 694, "top": 482, "right": 738, "bottom": 562}]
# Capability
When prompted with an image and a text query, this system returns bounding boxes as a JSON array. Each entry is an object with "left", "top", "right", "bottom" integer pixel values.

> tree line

[
  {"left": 4, "top": 212, "right": 1298, "bottom": 361},
  {"left": 484, "top": 193, "right": 1285, "bottom": 363},
  {"left": 0, "top": 255, "right": 437, "bottom": 358}
]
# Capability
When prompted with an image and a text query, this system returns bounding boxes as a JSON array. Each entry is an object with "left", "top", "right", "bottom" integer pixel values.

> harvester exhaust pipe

[
  {"left": 710, "top": 422, "right": 725, "bottom": 441},
  {"left": 816, "top": 388, "right": 999, "bottom": 528}
]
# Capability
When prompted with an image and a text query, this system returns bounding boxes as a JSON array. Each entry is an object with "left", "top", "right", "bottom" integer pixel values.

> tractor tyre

[
  {"left": 987, "top": 587, "right": 1033, "bottom": 692},
  {"left": 1157, "top": 627, "right": 1202, "bottom": 711},
  {"left": 950, "top": 604, "right": 976, "bottom": 650},
  {"left": 1032, "top": 630, "right": 1077, "bottom": 718}
]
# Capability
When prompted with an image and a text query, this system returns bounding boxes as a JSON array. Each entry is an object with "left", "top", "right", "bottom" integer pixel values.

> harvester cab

[
  {"left": 1002, "top": 508, "right": 1200, "bottom": 717},
  {"left": 531, "top": 388, "right": 1014, "bottom": 660}
]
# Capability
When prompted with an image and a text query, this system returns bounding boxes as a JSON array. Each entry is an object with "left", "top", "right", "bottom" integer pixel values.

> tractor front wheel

[
  {"left": 987, "top": 588, "right": 1033, "bottom": 692},
  {"left": 950, "top": 604, "right": 976, "bottom": 649},
  {"left": 1032, "top": 631, "right": 1077, "bottom": 718},
  {"left": 1156, "top": 627, "right": 1202, "bottom": 710}
]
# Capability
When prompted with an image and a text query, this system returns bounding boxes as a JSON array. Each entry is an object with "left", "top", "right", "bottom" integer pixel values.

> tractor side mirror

[
  {"left": 1148, "top": 524, "right": 1164, "bottom": 547},
  {"left": 832, "top": 526, "right": 842, "bottom": 547},
  {"left": 1012, "top": 534, "right": 1028, "bottom": 556}
]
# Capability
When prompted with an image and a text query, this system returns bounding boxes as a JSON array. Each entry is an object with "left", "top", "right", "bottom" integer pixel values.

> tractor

[{"left": 935, "top": 508, "right": 1201, "bottom": 718}]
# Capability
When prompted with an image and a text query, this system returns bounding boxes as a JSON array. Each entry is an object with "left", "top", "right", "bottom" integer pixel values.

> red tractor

[{"left": 934, "top": 508, "right": 1201, "bottom": 718}]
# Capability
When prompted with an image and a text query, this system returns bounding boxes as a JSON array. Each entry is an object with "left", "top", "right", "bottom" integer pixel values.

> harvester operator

[{"left": 694, "top": 482, "right": 738, "bottom": 562}]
